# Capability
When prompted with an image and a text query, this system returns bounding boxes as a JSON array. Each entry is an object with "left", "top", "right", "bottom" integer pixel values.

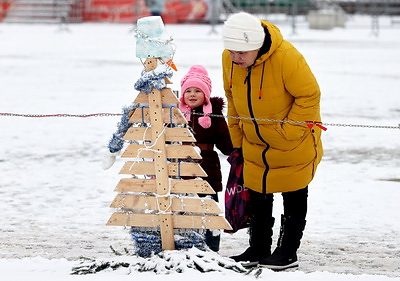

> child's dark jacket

[{"left": 188, "top": 97, "right": 234, "bottom": 193}]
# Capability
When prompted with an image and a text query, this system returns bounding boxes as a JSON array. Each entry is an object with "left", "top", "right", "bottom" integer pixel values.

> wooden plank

[
  {"left": 123, "top": 127, "right": 195, "bottom": 142},
  {"left": 168, "top": 162, "right": 207, "bottom": 177},
  {"left": 148, "top": 86, "right": 175, "bottom": 250},
  {"left": 107, "top": 213, "right": 232, "bottom": 230},
  {"left": 131, "top": 127, "right": 195, "bottom": 142},
  {"left": 129, "top": 107, "right": 187, "bottom": 124},
  {"left": 148, "top": 88, "right": 170, "bottom": 196},
  {"left": 133, "top": 88, "right": 180, "bottom": 104},
  {"left": 119, "top": 161, "right": 207, "bottom": 177},
  {"left": 121, "top": 144, "right": 201, "bottom": 159},
  {"left": 110, "top": 194, "right": 222, "bottom": 214},
  {"left": 110, "top": 193, "right": 157, "bottom": 209},
  {"left": 115, "top": 178, "right": 157, "bottom": 193},
  {"left": 174, "top": 215, "right": 232, "bottom": 230},
  {"left": 159, "top": 214, "right": 175, "bottom": 249},
  {"left": 171, "top": 179, "right": 215, "bottom": 194},
  {"left": 174, "top": 197, "right": 222, "bottom": 214},
  {"left": 107, "top": 212, "right": 159, "bottom": 227},
  {"left": 114, "top": 178, "right": 215, "bottom": 194}
]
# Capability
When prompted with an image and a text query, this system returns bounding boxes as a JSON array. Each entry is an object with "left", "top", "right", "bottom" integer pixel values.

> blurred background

[{"left": 1, "top": 0, "right": 400, "bottom": 34}]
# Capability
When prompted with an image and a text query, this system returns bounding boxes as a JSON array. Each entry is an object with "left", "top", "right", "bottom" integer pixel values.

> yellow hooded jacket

[{"left": 222, "top": 21, "right": 323, "bottom": 194}]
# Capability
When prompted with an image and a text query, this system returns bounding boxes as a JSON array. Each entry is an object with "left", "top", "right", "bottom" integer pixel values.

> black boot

[
  {"left": 205, "top": 229, "right": 220, "bottom": 252},
  {"left": 230, "top": 216, "right": 275, "bottom": 266},
  {"left": 230, "top": 191, "right": 274, "bottom": 267},
  {"left": 259, "top": 214, "right": 306, "bottom": 271}
]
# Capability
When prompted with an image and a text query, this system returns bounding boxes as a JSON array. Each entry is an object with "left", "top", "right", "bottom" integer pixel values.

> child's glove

[
  {"left": 193, "top": 145, "right": 201, "bottom": 155},
  {"left": 102, "top": 150, "right": 120, "bottom": 170}
]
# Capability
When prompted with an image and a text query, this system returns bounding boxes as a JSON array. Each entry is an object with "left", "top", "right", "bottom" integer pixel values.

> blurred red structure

[
  {"left": 0, "top": 0, "right": 208, "bottom": 23},
  {"left": 0, "top": 1, "right": 12, "bottom": 21},
  {"left": 163, "top": 0, "right": 208, "bottom": 23},
  {"left": 82, "top": 0, "right": 208, "bottom": 23},
  {"left": 82, "top": 0, "right": 149, "bottom": 23}
]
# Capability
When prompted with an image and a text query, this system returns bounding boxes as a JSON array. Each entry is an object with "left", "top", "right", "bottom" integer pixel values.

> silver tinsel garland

[
  {"left": 134, "top": 64, "right": 173, "bottom": 94},
  {"left": 129, "top": 227, "right": 206, "bottom": 258}
]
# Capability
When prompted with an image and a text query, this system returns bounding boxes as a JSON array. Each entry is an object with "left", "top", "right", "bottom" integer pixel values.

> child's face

[{"left": 183, "top": 87, "right": 205, "bottom": 109}]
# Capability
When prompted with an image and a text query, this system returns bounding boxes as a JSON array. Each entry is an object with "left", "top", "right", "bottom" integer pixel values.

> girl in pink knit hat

[{"left": 179, "top": 65, "right": 234, "bottom": 252}]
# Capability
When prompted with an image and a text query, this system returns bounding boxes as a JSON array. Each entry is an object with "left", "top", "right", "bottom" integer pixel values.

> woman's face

[
  {"left": 183, "top": 87, "right": 205, "bottom": 109},
  {"left": 228, "top": 49, "right": 259, "bottom": 68}
]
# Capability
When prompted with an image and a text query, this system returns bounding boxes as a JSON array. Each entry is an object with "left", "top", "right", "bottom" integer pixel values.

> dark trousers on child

[{"left": 203, "top": 193, "right": 221, "bottom": 252}]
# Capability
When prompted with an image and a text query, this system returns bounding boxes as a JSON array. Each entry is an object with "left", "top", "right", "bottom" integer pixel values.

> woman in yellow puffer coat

[{"left": 222, "top": 12, "right": 324, "bottom": 271}]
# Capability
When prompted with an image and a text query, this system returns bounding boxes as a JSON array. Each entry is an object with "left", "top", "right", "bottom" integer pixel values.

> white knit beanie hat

[{"left": 222, "top": 12, "right": 265, "bottom": 51}]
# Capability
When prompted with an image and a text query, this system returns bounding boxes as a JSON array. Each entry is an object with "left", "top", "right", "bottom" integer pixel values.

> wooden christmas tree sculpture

[{"left": 106, "top": 16, "right": 231, "bottom": 256}]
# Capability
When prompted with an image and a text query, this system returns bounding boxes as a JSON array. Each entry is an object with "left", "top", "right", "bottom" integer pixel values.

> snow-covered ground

[{"left": 0, "top": 15, "right": 399, "bottom": 280}]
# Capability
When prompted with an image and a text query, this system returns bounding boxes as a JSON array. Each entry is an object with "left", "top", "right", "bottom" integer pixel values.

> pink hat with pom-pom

[{"left": 179, "top": 65, "right": 212, "bottom": 128}]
